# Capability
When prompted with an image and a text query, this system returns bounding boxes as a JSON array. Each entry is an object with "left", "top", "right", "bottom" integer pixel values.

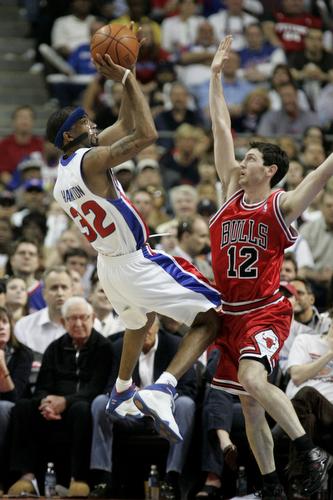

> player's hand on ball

[{"left": 94, "top": 53, "right": 127, "bottom": 82}]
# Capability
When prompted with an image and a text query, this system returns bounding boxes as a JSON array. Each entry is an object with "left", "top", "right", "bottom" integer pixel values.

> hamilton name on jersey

[
  {"left": 61, "top": 185, "right": 85, "bottom": 203},
  {"left": 221, "top": 219, "right": 268, "bottom": 250}
]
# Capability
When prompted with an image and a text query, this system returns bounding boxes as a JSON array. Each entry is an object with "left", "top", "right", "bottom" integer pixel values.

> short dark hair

[
  {"left": 46, "top": 106, "right": 77, "bottom": 145},
  {"left": 249, "top": 141, "right": 289, "bottom": 187},
  {"left": 63, "top": 248, "right": 89, "bottom": 262},
  {"left": 291, "top": 276, "right": 314, "bottom": 295},
  {"left": 283, "top": 252, "right": 298, "bottom": 273},
  {"left": 12, "top": 105, "right": 35, "bottom": 119}
]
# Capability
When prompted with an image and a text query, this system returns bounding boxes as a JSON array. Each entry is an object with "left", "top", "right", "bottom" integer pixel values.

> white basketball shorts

[{"left": 97, "top": 244, "right": 221, "bottom": 330}]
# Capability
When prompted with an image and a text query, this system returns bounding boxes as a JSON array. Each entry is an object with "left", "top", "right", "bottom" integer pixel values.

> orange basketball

[{"left": 90, "top": 24, "right": 139, "bottom": 69}]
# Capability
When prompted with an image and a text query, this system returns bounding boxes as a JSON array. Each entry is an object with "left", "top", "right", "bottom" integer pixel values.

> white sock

[
  {"left": 155, "top": 371, "right": 177, "bottom": 388},
  {"left": 115, "top": 377, "right": 132, "bottom": 392}
]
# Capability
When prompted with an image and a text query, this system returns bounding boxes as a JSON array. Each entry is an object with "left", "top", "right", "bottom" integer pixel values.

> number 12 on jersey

[{"left": 227, "top": 246, "right": 258, "bottom": 278}]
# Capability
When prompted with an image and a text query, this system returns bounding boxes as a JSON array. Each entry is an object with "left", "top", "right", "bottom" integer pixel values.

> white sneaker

[
  {"left": 105, "top": 384, "right": 143, "bottom": 419},
  {"left": 133, "top": 383, "right": 183, "bottom": 443}
]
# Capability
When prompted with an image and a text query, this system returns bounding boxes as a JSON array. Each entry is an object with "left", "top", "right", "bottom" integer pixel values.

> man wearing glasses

[{"left": 7, "top": 296, "right": 114, "bottom": 498}]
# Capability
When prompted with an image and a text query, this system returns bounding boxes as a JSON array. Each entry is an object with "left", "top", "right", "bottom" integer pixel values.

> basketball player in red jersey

[{"left": 209, "top": 36, "right": 333, "bottom": 499}]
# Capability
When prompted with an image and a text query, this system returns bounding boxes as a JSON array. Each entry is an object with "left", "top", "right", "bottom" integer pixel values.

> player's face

[
  {"left": 72, "top": 115, "right": 98, "bottom": 147},
  {"left": 239, "top": 148, "right": 270, "bottom": 188}
]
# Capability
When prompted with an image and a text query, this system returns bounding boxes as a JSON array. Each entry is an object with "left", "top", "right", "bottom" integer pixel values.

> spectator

[
  {"left": 14, "top": 266, "right": 72, "bottom": 387},
  {"left": 280, "top": 160, "right": 304, "bottom": 192},
  {"left": 238, "top": 23, "right": 286, "bottom": 83},
  {"left": 289, "top": 28, "right": 333, "bottom": 110},
  {"left": 161, "top": 0, "right": 204, "bottom": 53},
  {"left": 135, "top": 158, "right": 163, "bottom": 191},
  {"left": 89, "top": 280, "right": 125, "bottom": 339},
  {"left": 257, "top": 81, "right": 320, "bottom": 137},
  {"left": 178, "top": 20, "right": 218, "bottom": 123},
  {"left": 0, "top": 191, "right": 17, "bottom": 224},
  {"left": 299, "top": 142, "right": 326, "bottom": 174},
  {"left": 172, "top": 216, "right": 214, "bottom": 281},
  {"left": 268, "top": 64, "right": 310, "bottom": 112},
  {"left": 11, "top": 179, "right": 48, "bottom": 229},
  {"left": 19, "top": 212, "right": 48, "bottom": 248},
  {"left": 220, "top": 50, "right": 255, "bottom": 119},
  {"left": 0, "top": 217, "right": 15, "bottom": 276},
  {"left": 4, "top": 277, "right": 28, "bottom": 325},
  {"left": 169, "top": 185, "right": 198, "bottom": 219},
  {"left": 8, "top": 296, "right": 113, "bottom": 497},
  {"left": 51, "top": 0, "right": 95, "bottom": 59},
  {"left": 44, "top": 228, "right": 80, "bottom": 268},
  {"left": 0, "top": 106, "right": 44, "bottom": 185},
  {"left": 281, "top": 253, "right": 298, "bottom": 282},
  {"left": 131, "top": 188, "right": 157, "bottom": 234},
  {"left": 111, "top": 0, "right": 161, "bottom": 46},
  {"left": 290, "top": 278, "right": 331, "bottom": 334},
  {"left": 155, "top": 82, "right": 203, "bottom": 152},
  {"left": 159, "top": 124, "right": 207, "bottom": 189},
  {"left": 83, "top": 78, "right": 124, "bottom": 129},
  {"left": 299, "top": 190, "right": 333, "bottom": 305},
  {"left": 208, "top": 0, "right": 258, "bottom": 51},
  {"left": 90, "top": 315, "right": 196, "bottom": 498},
  {"left": 284, "top": 315, "right": 333, "bottom": 488},
  {"left": 278, "top": 136, "right": 299, "bottom": 161},
  {"left": 7, "top": 238, "right": 45, "bottom": 313},
  {"left": 0, "top": 307, "right": 33, "bottom": 492},
  {"left": 262, "top": 0, "right": 322, "bottom": 59},
  {"left": 231, "top": 87, "right": 270, "bottom": 135},
  {"left": 13, "top": 152, "right": 45, "bottom": 191},
  {"left": 63, "top": 248, "right": 92, "bottom": 297},
  {"left": 112, "top": 160, "right": 136, "bottom": 195},
  {"left": 136, "top": 19, "right": 172, "bottom": 89},
  {"left": 278, "top": 281, "right": 316, "bottom": 377}
]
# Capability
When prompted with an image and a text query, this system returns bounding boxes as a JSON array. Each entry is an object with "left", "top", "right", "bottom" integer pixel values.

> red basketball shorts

[{"left": 212, "top": 297, "right": 292, "bottom": 395}]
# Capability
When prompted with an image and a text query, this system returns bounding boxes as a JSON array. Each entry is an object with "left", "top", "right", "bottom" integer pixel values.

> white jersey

[{"left": 53, "top": 148, "right": 149, "bottom": 256}]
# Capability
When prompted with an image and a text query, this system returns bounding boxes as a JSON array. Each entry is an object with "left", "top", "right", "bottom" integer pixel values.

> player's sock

[
  {"left": 262, "top": 470, "right": 280, "bottom": 486},
  {"left": 115, "top": 377, "right": 132, "bottom": 392},
  {"left": 155, "top": 371, "right": 177, "bottom": 388},
  {"left": 293, "top": 434, "right": 315, "bottom": 453}
]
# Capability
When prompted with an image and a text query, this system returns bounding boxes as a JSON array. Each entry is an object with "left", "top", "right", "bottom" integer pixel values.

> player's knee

[{"left": 238, "top": 369, "right": 265, "bottom": 396}]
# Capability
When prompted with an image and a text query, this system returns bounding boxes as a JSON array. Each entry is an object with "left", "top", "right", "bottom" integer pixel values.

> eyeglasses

[{"left": 65, "top": 314, "right": 91, "bottom": 323}]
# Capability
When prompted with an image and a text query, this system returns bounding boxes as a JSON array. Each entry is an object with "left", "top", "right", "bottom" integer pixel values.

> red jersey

[
  {"left": 209, "top": 189, "right": 297, "bottom": 313},
  {"left": 274, "top": 12, "right": 322, "bottom": 53}
]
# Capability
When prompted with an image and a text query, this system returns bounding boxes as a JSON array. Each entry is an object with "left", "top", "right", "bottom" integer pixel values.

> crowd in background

[{"left": 0, "top": 0, "right": 333, "bottom": 498}]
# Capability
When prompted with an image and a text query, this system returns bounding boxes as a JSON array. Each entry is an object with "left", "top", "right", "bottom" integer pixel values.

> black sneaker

[
  {"left": 300, "top": 446, "right": 333, "bottom": 496},
  {"left": 261, "top": 483, "right": 287, "bottom": 499},
  {"left": 90, "top": 483, "right": 113, "bottom": 498}
]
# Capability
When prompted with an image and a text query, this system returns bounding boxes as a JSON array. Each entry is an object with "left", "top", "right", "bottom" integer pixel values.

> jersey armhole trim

[{"left": 273, "top": 191, "right": 298, "bottom": 243}]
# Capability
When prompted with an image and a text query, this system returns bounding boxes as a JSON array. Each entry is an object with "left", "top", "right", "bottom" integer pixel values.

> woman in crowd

[
  {"left": 5, "top": 277, "right": 29, "bottom": 325},
  {"left": 0, "top": 307, "right": 32, "bottom": 491}
]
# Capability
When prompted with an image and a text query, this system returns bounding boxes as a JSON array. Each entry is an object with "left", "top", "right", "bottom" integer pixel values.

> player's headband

[{"left": 54, "top": 107, "right": 86, "bottom": 150}]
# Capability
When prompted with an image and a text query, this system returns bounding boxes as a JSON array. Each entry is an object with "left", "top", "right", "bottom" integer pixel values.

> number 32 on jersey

[{"left": 70, "top": 200, "right": 115, "bottom": 242}]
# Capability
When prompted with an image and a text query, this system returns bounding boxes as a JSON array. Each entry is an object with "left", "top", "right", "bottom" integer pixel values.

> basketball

[{"left": 91, "top": 24, "right": 139, "bottom": 69}]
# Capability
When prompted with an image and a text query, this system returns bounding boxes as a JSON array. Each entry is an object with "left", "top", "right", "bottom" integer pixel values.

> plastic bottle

[
  {"left": 44, "top": 462, "right": 57, "bottom": 497},
  {"left": 148, "top": 464, "right": 160, "bottom": 500},
  {"left": 236, "top": 466, "right": 247, "bottom": 496}
]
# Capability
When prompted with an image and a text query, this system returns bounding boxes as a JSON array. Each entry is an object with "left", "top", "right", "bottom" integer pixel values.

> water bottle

[
  {"left": 44, "top": 462, "right": 57, "bottom": 497},
  {"left": 148, "top": 464, "right": 160, "bottom": 500},
  {"left": 236, "top": 466, "right": 247, "bottom": 496}
]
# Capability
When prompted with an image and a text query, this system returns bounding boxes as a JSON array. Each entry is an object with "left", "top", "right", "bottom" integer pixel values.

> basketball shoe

[
  {"left": 133, "top": 383, "right": 183, "bottom": 443},
  {"left": 260, "top": 483, "right": 287, "bottom": 499},
  {"left": 105, "top": 383, "right": 143, "bottom": 418},
  {"left": 299, "top": 447, "right": 333, "bottom": 495}
]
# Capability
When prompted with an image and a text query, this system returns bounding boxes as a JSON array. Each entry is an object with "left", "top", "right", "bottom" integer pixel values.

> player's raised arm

[
  {"left": 209, "top": 36, "right": 240, "bottom": 199},
  {"left": 98, "top": 22, "right": 138, "bottom": 145},
  {"left": 84, "top": 53, "right": 157, "bottom": 172},
  {"left": 280, "top": 151, "right": 333, "bottom": 226}
]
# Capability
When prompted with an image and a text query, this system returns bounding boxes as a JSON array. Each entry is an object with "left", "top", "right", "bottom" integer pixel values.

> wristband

[{"left": 121, "top": 69, "right": 131, "bottom": 86}]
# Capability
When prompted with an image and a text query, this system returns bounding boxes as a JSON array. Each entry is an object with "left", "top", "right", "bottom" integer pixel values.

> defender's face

[{"left": 239, "top": 148, "right": 267, "bottom": 187}]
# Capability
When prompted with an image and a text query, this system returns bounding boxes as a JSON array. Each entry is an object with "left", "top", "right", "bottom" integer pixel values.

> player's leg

[
  {"left": 238, "top": 359, "right": 333, "bottom": 496},
  {"left": 133, "top": 308, "right": 219, "bottom": 443},
  {"left": 106, "top": 313, "right": 156, "bottom": 419},
  {"left": 239, "top": 394, "right": 287, "bottom": 499}
]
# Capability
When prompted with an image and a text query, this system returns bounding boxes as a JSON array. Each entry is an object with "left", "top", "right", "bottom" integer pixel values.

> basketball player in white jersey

[{"left": 48, "top": 52, "right": 222, "bottom": 443}]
